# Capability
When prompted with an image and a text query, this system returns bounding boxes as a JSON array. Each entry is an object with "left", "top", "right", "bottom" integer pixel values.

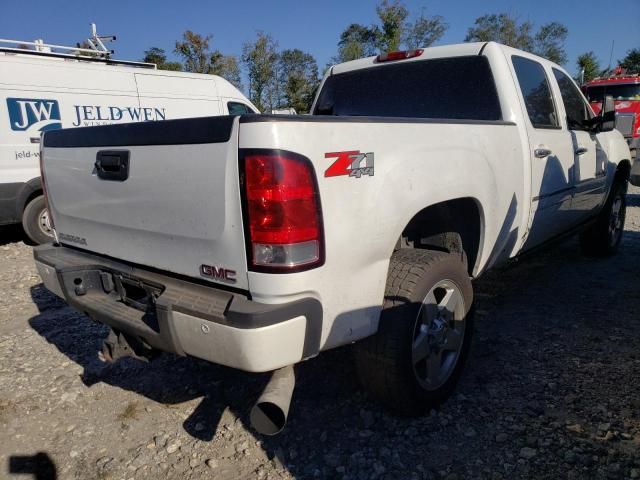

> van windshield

[{"left": 313, "top": 56, "right": 502, "bottom": 121}]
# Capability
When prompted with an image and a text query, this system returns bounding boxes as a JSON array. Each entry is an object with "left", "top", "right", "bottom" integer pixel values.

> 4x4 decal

[{"left": 324, "top": 150, "right": 374, "bottom": 178}]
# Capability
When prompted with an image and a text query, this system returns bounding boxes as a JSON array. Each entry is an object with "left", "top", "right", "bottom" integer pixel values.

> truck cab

[{"left": 583, "top": 69, "right": 640, "bottom": 184}]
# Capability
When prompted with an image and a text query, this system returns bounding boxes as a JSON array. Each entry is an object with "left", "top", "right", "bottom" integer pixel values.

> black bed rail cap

[{"left": 43, "top": 115, "right": 237, "bottom": 148}]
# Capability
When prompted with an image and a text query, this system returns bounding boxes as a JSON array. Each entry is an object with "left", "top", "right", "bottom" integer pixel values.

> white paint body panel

[
  {"left": 172, "top": 312, "right": 307, "bottom": 372},
  {"left": 44, "top": 129, "right": 250, "bottom": 290},
  {"left": 240, "top": 119, "right": 523, "bottom": 348}
]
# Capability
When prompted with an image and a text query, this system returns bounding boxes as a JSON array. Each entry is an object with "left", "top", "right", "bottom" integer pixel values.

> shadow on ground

[
  {"left": 0, "top": 225, "right": 27, "bottom": 247},
  {"left": 28, "top": 283, "right": 361, "bottom": 476},
  {"left": 627, "top": 192, "right": 640, "bottom": 208},
  {"left": 27, "top": 225, "right": 640, "bottom": 478},
  {"left": 8, "top": 452, "right": 57, "bottom": 480}
]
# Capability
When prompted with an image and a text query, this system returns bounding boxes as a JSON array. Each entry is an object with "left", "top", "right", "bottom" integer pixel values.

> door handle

[
  {"left": 95, "top": 150, "right": 130, "bottom": 181},
  {"left": 575, "top": 147, "right": 588, "bottom": 155},
  {"left": 534, "top": 148, "right": 552, "bottom": 158}
]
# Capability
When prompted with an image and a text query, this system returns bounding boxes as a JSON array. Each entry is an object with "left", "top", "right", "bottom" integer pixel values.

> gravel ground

[{"left": 1, "top": 186, "right": 639, "bottom": 480}]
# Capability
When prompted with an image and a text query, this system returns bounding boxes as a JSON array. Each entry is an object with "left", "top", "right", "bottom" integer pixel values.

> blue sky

[{"left": 1, "top": 0, "right": 638, "bottom": 79}]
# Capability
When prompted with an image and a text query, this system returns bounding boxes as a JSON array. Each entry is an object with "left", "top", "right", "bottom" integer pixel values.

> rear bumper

[{"left": 34, "top": 244, "right": 322, "bottom": 372}]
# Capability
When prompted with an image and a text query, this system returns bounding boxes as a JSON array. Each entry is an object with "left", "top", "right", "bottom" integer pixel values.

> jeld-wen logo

[{"left": 7, "top": 98, "right": 62, "bottom": 132}]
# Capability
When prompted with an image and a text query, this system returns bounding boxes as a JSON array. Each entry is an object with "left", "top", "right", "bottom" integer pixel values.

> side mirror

[{"left": 600, "top": 95, "right": 616, "bottom": 132}]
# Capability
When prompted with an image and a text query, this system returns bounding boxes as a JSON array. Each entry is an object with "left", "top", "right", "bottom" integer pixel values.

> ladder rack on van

[{"left": 0, "top": 23, "right": 156, "bottom": 69}]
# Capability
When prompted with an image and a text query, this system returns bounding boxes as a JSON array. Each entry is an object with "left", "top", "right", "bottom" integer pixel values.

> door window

[
  {"left": 227, "top": 102, "right": 254, "bottom": 115},
  {"left": 552, "top": 68, "right": 593, "bottom": 131},
  {"left": 512, "top": 56, "right": 559, "bottom": 129}
]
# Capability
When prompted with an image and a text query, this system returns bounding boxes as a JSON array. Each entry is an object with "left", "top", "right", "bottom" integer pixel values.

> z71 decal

[{"left": 324, "top": 150, "right": 374, "bottom": 178}]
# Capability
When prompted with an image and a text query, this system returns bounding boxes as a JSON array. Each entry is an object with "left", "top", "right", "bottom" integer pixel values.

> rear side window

[
  {"left": 552, "top": 68, "right": 592, "bottom": 130},
  {"left": 512, "top": 56, "right": 558, "bottom": 129},
  {"left": 314, "top": 56, "right": 502, "bottom": 121},
  {"left": 228, "top": 102, "right": 254, "bottom": 115}
]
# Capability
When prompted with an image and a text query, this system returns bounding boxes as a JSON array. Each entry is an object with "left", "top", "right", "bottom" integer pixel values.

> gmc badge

[{"left": 200, "top": 264, "right": 237, "bottom": 284}]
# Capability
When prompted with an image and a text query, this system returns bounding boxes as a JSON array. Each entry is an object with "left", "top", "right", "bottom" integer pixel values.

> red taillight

[
  {"left": 376, "top": 49, "right": 423, "bottom": 63},
  {"left": 243, "top": 150, "right": 323, "bottom": 271}
]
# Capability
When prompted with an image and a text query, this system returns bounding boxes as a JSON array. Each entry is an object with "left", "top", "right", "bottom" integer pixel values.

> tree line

[
  {"left": 142, "top": 0, "right": 640, "bottom": 112},
  {"left": 144, "top": 30, "right": 317, "bottom": 114},
  {"left": 577, "top": 49, "right": 640, "bottom": 83}
]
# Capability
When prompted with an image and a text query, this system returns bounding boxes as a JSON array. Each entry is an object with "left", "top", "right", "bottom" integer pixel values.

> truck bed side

[{"left": 236, "top": 115, "right": 524, "bottom": 349}]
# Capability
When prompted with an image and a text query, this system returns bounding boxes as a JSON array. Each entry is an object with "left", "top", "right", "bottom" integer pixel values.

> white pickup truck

[{"left": 35, "top": 42, "right": 631, "bottom": 432}]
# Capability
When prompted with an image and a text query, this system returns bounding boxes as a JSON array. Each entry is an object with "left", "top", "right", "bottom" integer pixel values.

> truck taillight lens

[{"left": 243, "top": 150, "right": 323, "bottom": 271}]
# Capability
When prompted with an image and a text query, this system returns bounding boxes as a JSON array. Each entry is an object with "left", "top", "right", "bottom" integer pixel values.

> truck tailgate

[{"left": 41, "top": 116, "right": 249, "bottom": 289}]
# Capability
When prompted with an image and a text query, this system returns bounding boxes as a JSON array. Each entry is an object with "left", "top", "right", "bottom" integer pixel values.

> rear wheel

[
  {"left": 580, "top": 180, "right": 627, "bottom": 257},
  {"left": 22, "top": 195, "right": 54, "bottom": 245},
  {"left": 355, "top": 249, "right": 474, "bottom": 416}
]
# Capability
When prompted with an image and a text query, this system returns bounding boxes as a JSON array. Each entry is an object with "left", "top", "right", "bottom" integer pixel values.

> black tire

[
  {"left": 355, "top": 249, "right": 474, "bottom": 416},
  {"left": 579, "top": 179, "right": 627, "bottom": 257},
  {"left": 22, "top": 195, "right": 54, "bottom": 245}
]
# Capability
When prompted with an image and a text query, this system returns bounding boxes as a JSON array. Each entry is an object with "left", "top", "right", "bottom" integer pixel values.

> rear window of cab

[{"left": 314, "top": 56, "right": 502, "bottom": 121}]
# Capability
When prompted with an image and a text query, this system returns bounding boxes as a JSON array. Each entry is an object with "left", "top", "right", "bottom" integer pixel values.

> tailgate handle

[{"left": 95, "top": 150, "right": 130, "bottom": 181}]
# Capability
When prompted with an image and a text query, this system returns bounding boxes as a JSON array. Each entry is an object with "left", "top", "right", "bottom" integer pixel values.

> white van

[{"left": 0, "top": 37, "right": 257, "bottom": 243}]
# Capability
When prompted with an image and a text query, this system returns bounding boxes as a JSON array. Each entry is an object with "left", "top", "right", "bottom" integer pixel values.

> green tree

[
  {"left": 174, "top": 31, "right": 212, "bottom": 73},
  {"left": 576, "top": 51, "right": 600, "bottom": 83},
  {"left": 332, "top": 1, "right": 448, "bottom": 64},
  {"left": 174, "top": 31, "right": 242, "bottom": 87},
  {"left": 210, "top": 52, "right": 242, "bottom": 90},
  {"left": 375, "top": 0, "right": 409, "bottom": 53},
  {"left": 465, "top": 14, "right": 534, "bottom": 50},
  {"left": 534, "top": 22, "right": 568, "bottom": 64},
  {"left": 242, "top": 32, "right": 279, "bottom": 112},
  {"left": 142, "top": 47, "right": 182, "bottom": 71},
  {"left": 465, "top": 13, "right": 568, "bottom": 64},
  {"left": 619, "top": 48, "right": 640, "bottom": 74},
  {"left": 403, "top": 10, "right": 447, "bottom": 49},
  {"left": 278, "top": 49, "right": 320, "bottom": 113},
  {"left": 335, "top": 24, "right": 378, "bottom": 63}
]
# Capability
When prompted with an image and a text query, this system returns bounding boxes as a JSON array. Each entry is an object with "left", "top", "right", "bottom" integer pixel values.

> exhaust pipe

[{"left": 250, "top": 365, "right": 295, "bottom": 435}]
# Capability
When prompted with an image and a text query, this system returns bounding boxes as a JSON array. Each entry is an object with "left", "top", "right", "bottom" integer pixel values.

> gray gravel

[{"left": 1, "top": 186, "right": 639, "bottom": 480}]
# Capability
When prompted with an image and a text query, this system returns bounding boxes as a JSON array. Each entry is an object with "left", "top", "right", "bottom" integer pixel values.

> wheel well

[
  {"left": 616, "top": 160, "right": 631, "bottom": 182},
  {"left": 398, "top": 198, "right": 482, "bottom": 276}
]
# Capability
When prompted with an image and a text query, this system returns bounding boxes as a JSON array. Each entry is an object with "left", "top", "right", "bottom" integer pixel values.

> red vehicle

[{"left": 583, "top": 68, "right": 640, "bottom": 185}]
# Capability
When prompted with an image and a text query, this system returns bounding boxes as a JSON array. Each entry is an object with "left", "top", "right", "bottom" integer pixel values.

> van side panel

[
  {"left": 0, "top": 56, "right": 141, "bottom": 208},
  {"left": 1, "top": 55, "right": 252, "bottom": 226},
  {"left": 135, "top": 74, "right": 222, "bottom": 117}
]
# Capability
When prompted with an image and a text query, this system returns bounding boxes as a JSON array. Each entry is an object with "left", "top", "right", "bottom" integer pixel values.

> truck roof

[
  {"left": 328, "top": 41, "right": 569, "bottom": 77},
  {"left": 330, "top": 42, "right": 487, "bottom": 75},
  {"left": 585, "top": 75, "right": 640, "bottom": 86}
]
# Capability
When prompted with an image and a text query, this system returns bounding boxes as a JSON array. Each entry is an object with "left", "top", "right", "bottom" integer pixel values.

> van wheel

[
  {"left": 22, "top": 195, "right": 54, "bottom": 245},
  {"left": 580, "top": 180, "right": 627, "bottom": 257},
  {"left": 355, "top": 249, "right": 474, "bottom": 416}
]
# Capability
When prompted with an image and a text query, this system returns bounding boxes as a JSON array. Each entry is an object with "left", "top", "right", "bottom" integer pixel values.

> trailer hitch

[{"left": 100, "top": 329, "right": 157, "bottom": 363}]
